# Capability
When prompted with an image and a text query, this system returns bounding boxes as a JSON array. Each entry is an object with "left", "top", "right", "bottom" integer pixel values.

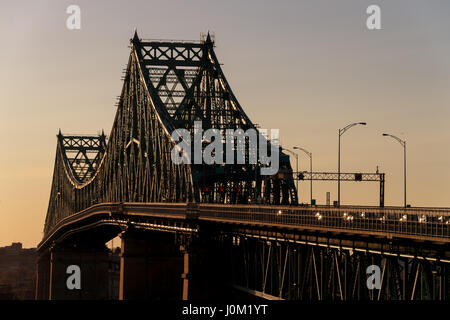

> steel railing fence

[{"left": 197, "top": 204, "right": 450, "bottom": 240}]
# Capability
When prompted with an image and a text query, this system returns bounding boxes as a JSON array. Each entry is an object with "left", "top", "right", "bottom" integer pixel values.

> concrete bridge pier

[
  {"left": 36, "top": 242, "right": 109, "bottom": 300},
  {"left": 119, "top": 230, "right": 183, "bottom": 300},
  {"left": 180, "top": 234, "right": 233, "bottom": 300},
  {"left": 118, "top": 229, "right": 233, "bottom": 300},
  {"left": 36, "top": 250, "right": 51, "bottom": 300}
]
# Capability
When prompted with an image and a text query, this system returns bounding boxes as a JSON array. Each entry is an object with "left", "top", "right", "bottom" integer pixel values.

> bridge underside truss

[
  {"left": 229, "top": 235, "right": 450, "bottom": 300},
  {"left": 43, "top": 31, "right": 297, "bottom": 236}
]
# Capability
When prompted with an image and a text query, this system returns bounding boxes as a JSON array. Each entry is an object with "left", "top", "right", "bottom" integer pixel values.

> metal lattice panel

[
  {"left": 58, "top": 133, "right": 106, "bottom": 183},
  {"left": 296, "top": 172, "right": 384, "bottom": 181}
]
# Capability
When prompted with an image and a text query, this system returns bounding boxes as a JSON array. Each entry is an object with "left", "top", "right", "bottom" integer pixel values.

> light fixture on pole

[
  {"left": 338, "top": 122, "right": 366, "bottom": 207},
  {"left": 382, "top": 133, "right": 407, "bottom": 207},
  {"left": 293, "top": 146, "right": 313, "bottom": 205},
  {"left": 282, "top": 147, "right": 299, "bottom": 203}
]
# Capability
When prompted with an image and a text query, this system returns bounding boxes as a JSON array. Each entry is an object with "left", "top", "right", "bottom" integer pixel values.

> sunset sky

[{"left": 1, "top": 0, "right": 450, "bottom": 247}]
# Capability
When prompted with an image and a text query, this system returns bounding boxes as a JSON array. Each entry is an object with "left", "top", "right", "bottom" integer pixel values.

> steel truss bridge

[{"left": 37, "top": 31, "right": 450, "bottom": 301}]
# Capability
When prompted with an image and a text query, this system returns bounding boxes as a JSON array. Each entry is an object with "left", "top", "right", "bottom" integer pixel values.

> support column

[
  {"left": 180, "top": 244, "right": 190, "bottom": 300},
  {"left": 179, "top": 233, "right": 232, "bottom": 300},
  {"left": 43, "top": 242, "right": 109, "bottom": 300},
  {"left": 119, "top": 230, "right": 183, "bottom": 300},
  {"left": 35, "top": 250, "right": 51, "bottom": 300}
]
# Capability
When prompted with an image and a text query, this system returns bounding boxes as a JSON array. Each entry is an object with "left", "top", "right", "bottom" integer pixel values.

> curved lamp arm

[
  {"left": 382, "top": 133, "right": 406, "bottom": 147},
  {"left": 339, "top": 122, "right": 366, "bottom": 136},
  {"left": 282, "top": 147, "right": 298, "bottom": 158},
  {"left": 293, "top": 146, "right": 312, "bottom": 158}
]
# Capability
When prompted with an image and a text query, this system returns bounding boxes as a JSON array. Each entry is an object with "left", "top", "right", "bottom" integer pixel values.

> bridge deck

[{"left": 39, "top": 203, "right": 450, "bottom": 251}]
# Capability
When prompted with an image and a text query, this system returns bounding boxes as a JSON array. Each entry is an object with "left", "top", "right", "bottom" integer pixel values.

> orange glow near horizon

[{"left": 1, "top": 1, "right": 450, "bottom": 247}]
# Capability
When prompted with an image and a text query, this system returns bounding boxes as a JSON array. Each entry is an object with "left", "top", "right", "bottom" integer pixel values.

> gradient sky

[{"left": 1, "top": 0, "right": 450, "bottom": 247}]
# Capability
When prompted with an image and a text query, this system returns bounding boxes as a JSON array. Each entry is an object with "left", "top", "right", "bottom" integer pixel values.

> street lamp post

[
  {"left": 338, "top": 122, "right": 366, "bottom": 206},
  {"left": 382, "top": 133, "right": 407, "bottom": 207},
  {"left": 283, "top": 148, "right": 299, "bottom": 203},
  {"left": 294, "top": 146, "right": 313, "bottom": 205}
]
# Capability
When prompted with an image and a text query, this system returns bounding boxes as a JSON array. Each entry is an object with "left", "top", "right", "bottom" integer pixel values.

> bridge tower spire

[{"left": 131, "top": 28, "right": 140, "bottom": 45}]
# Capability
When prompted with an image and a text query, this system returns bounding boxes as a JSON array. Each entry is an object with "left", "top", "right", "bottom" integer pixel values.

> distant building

[
  {"left": 0, "top": 242, "right": 37, "bottom": 300},
  {"left": 0, "top": 242, "right": 121, "bottom": 300},
  {"left": 0, "top": 284, "right": 15, "bottom": 299}
]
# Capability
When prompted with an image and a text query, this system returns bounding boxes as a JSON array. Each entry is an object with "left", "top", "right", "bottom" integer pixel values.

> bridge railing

[
  {"left": 40, "top": 202, "right": 450, "bottom": 248},
  {"left": 197, "top": 204, "right": 450, "bottom": 240}
]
